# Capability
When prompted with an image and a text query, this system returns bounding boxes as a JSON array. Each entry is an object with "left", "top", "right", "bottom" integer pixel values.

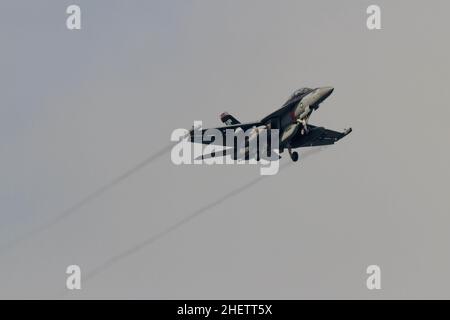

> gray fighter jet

[{"left": 189, "top": 87, "right": 352, "bottom": 162}]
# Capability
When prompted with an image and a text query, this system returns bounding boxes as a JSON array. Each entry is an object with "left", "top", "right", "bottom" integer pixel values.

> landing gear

[
  {"left": 297, "top": 118, "right": 309, "bottom": 135},
  {"left": 291, "top": 151, "right": 299, "bottom": 162},
  {"left": 301, "top": 119, "right": 308, "bottom": 135},
  {"left": 288, "top": 145, "right": 299, "bottom": 162}
]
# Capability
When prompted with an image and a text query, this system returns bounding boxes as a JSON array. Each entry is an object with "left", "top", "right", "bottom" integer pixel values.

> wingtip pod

[{"left": 344, "top": 127, "right": 352, "bottom": 136}]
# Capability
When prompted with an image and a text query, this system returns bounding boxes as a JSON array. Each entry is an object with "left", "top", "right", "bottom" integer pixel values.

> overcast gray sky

[{"left": 1, "top": 0, "right": 450, "bottom": 299}]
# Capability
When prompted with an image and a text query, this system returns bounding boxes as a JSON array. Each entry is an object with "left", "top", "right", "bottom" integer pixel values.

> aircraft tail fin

[{"left": 220, "top": 112, "right": 241, "bottom": 125}]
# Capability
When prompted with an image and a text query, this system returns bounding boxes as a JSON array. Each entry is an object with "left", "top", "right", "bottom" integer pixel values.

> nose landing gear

[{"left": 297, "top": 118, "right": 309, "bottom": 135}]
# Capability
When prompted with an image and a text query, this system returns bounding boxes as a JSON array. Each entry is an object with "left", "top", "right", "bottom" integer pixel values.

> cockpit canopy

[{"left": 290, "top": 87, "right": 313, "bottom": 99}]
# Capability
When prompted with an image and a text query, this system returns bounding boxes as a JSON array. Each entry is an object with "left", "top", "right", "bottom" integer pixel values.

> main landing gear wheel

[
  {"left": 288, "top": 146, "right": 299, "bottom": 162},
  {"left": 291, "top": 151, "right": 299, "bottom": 162}
]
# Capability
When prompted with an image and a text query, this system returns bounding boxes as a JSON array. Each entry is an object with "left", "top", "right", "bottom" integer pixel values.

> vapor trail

[
  {"left": 0, "top": 143, "right": 173, "bottom": 254},
  {"left": 81, "top": 147, "right": 325, "bottom": 284}
]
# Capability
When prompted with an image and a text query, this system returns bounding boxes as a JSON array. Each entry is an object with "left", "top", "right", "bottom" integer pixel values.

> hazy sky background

[{"left": 1, "top": 0, "right": 450, "bottom": 299}]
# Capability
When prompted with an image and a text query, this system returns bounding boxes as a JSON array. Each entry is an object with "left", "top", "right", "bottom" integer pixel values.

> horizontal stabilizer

[
  {"left": 196, "top": 147, "right": 281, "bottom": 161},
  {"left": 195, "top": 147, "right": 234, "bottom": 160}
]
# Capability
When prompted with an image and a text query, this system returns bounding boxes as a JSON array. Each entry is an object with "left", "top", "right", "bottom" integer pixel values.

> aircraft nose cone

[
  {"left": 316, "top": 86, "right": 334, "bottom": 103},
  {"left": 321, "top": 86, "right": 334, "bottom": 97},
  {"left": 311, "top": 87, "right": 334, "bottom": 109}
]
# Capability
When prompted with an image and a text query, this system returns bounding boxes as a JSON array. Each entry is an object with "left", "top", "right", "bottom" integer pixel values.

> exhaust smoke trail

[
  {"left": 0, "top": 143, "right": 174, "bottom": 254},
  {"left": 81, "top": 147, "right": 326, "bottom": 285}
]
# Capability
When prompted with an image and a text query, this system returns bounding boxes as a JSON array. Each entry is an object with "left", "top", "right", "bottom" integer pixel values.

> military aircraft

[{"left": 189, "top": 87, "right": 352, "bottom": 162}]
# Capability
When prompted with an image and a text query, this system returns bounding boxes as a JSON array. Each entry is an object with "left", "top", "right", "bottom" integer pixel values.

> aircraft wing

[
  {"left": 296, "top": 125, "right": 352, "bottom": 147},
  {"left": 189, "top": 122, "right": 262, "bottom": 146}
]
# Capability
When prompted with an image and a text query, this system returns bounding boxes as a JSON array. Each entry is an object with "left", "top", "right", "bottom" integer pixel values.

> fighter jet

[{"left": 189, "top": 87, "right": 351, "bottom": 162}]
